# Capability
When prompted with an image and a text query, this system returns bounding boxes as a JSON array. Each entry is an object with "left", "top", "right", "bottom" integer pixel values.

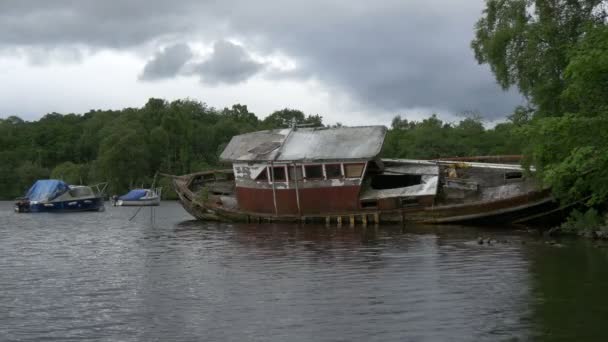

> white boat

[{"left": 116, "top": 187, "right": 161, "bottom": 206}]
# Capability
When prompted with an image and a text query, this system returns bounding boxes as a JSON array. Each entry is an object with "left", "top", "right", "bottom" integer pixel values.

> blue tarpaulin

[
  {"left": 119, "top": 189, "right": 148, "bottom": 200},
  {"left": 25, "top": 180, "right": 69, "bottom": 202}
]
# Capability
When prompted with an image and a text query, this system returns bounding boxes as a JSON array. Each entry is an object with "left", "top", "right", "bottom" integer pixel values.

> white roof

[{"left": 220, "top": 126, "right": 387, "bottom": 162}]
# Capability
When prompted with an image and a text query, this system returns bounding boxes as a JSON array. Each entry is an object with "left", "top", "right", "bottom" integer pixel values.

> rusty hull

[{"left": 166, "top": 169, "right": 558, "bottom": 225}]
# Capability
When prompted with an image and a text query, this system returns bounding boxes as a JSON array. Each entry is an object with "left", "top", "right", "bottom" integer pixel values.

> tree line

[
  {"left": 0, "top": 99, "right": 522, "bottom": 200},
  {"left": 0, "top": 101, "right": 322, "bottom": 199}
]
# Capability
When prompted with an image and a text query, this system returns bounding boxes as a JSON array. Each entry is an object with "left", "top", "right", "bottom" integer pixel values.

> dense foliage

[
  {"left": 0, "top": 100, "right": 323, "bottom": 199},
  {"left": 473, "top": 0, "right": 608, "bottom": 211},
  {"left": 384, "top": 114, "right": 523, "bottom": 159},
  {"left": 0, "top": 98, "right": 522, "bottom": 200}
]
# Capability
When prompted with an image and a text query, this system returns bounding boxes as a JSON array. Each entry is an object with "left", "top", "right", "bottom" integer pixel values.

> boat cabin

[
  {"left": 172, "top": 126, "right": 551, "bottom": 224},
  {"left": 219, "top": 126, "right": 387, "bottom": 216}
]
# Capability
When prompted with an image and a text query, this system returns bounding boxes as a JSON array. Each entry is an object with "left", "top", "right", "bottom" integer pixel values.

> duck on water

[
  {"left": 165, "top": 125, "right": 560, "bottom": 225},
  {"left": 14, "top": 179, "right": 107, "bottom": 213}
]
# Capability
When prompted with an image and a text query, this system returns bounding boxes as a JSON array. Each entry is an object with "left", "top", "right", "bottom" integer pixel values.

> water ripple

[{"left": 0, "top": 201, "right": 549, "bottom": 341}]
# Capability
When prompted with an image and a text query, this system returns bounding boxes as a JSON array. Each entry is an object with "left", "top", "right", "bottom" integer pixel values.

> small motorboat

[
  {"left": 15, "top": 179, "right": 107, "bottom": 213},
  {"left": 116, "top": 188, "right": 161, "bottom": 206}
]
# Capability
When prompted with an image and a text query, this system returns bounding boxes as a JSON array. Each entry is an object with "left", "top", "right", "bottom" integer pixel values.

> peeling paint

[
  {"left": 360, "top": 176, "right": 439, "bottom": 200},
  {"left": 220, "top": 126, "right": 386, "bottom": 162}
]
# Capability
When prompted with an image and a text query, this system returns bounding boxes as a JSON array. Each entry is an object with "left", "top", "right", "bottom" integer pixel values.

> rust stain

[{"left": 237, "top": 186, "right": 361, "bottom": 215}]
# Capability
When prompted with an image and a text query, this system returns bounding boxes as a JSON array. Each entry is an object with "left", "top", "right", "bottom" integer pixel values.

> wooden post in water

[
  {"left": 270, "top": 163, "right": 278, "bottom": 216},
  {"left": 361, "top": 214, "right": 368, "bottom": 227},
  {"left": 293, "top": 163, "right": 302, "bottom": 217}
]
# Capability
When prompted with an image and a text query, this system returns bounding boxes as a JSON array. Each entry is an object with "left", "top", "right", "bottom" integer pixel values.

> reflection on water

[
  {"left": 527, "top": 240, "right": 608, "bottom": 341},
  {"left": 0, "top": 201, "right": 607, "bottom": 341}
]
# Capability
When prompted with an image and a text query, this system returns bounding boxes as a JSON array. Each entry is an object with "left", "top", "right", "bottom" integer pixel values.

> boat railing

[
  {"left": 153, "top": 187, "right": 163, "bottom": 198},
  {"left": 90, "top": 182, "right": 109, "bottom": 197},
  {"left": 435, "top": 155, "right": 523, "bottom": 163}
]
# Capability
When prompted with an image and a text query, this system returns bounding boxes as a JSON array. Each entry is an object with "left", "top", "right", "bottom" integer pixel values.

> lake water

[{"left": 1, "top": 201, "right": 608, "bottom": 341}]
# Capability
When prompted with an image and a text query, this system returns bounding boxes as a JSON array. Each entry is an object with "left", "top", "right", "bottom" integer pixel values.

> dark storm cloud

[
  {"left": 217, "top": 0, "right": 524, "bottom": 118},
  {"left": 0, "top": 0, "right": 523, "bottom": 119},
  {"left": 139, "top": 43, "right": 193, "bottom": 81},
  {"left": 0, "top": 0, "right": 203, "bottom": 48},
  {"left": 192, "top": 40, "right": 265, "bottom": 85}
]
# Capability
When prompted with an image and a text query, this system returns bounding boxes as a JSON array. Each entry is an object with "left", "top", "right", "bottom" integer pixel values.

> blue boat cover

[
  {"left": 119, "top": 189, "right": 148, "bottom": 200},
  {"left": 26, "top": 179, "right": 69, "bottom": 202}
]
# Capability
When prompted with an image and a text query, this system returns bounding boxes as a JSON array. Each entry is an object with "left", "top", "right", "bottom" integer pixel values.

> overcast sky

[{"left": 0, "top": 0, "right": 524, "bottom": 125}]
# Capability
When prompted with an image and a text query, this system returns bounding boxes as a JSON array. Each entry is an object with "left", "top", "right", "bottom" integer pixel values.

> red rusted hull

[
  {"left": 165, "top": 170, "right": 560, "bottom": 226},
  {"left": 236, "top": 186, "right": 361, "bottom": 215}
]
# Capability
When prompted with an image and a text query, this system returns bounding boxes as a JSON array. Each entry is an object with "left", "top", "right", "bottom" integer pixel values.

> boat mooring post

[
  {"left": 270, "top": 163, "right": 278, "bottom": 216},
  {"left": 150, "top": 206, "right": 156, "bottom": 226},
  {"left": 293, "top": 163, "right": 302, "bottom": 217},
  {"left": 128, "top": 207, "right": 143, "bottom": 221}
]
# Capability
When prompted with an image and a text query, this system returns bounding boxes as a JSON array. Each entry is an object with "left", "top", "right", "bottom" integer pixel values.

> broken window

[
  {"left": 255, "top": 168, "right": 268, "bottom": 182},
  {"left": 361, "top": 200, "right": 378, "bottom": 208},
  {"left": 344, "top": 163, "right": 365, "bottom": 178},
  {"left": 371, "top": 174, "right": 422, "bottom": 190},
  {"left": 271, "top": 166, "right": 286, "bottom": 182},
  {"left": 505, "top": 171, "right": 523, "bottom": 180},
  {"left": 288, "top": 165, "right": 303, "bottom": 181},
  {"left": 304, "top": 165, "right": 323, "bottom": 179},
  {"left": 325, "top": 164, "right": 342, "bottom": 178}
]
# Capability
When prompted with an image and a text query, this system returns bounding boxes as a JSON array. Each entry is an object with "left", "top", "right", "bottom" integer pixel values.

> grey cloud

[
  {"left": 192, "top": 40, "right": 264, "bottom": 85},
  {"left": 0, "top": 0, "right": 523, "bottom": 119},
  {"left": 219, "top": 0, "right": 524, "bottom": 118},
  {"left": 0, "top": 1, "right": 203, "bottom": 48},
  {"left": 139, "top": 43, "right": 193, "bottom": 81}
]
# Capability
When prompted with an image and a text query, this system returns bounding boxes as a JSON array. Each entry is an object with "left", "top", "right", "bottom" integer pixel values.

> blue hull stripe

[{"left": 27, "top": 198, "right": 104, "bottom": 213}]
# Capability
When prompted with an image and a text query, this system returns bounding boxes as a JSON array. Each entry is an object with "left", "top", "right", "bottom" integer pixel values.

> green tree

[
  {"left": 15, "top": 161, "right": 50, "bottom": 195},
  {"left": 473, "top": 0, "right": 608, "bottom": 213},
  {"left": 562, "top": 25, "right": 608, "bottom": 115},
  {"left": 471, "top": 0, "right": 606, "bottom": 116},
  {"left": 262, "top": 108, "right": 323, "bottom": 128},
  {"left": 51, "top": 161, "right": 89, "bottom": 185},
  {"left": 221, "top": 104, "right": 259, "bottom": 127},
  {"left": 98, "top": 127, "right": 150, "bottom": 194}
]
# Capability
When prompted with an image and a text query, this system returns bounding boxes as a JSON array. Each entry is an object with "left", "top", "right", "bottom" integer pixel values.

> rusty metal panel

[
  {"left": 298, "top": 186, "right": 361, "bottom": 214},
  {"left": 236, "top": 185, "right": 361, "bottom": 215},
  {"left": 275, "top": 189, "right": 300, "bottom": 215},
  {"left": 236, "top": 187, "right": 276, "bottom": 214},
  {"left": 378, "top": 198, "right": 399, "bottom": 210}
]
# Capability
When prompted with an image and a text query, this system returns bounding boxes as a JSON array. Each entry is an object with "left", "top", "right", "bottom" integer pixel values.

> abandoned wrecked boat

[
  {"left": 15, "top": 179, "right": 107, "bottom": 213},
  {"left": 167, "top": 126, "right": 556, "bottom": 224}
]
